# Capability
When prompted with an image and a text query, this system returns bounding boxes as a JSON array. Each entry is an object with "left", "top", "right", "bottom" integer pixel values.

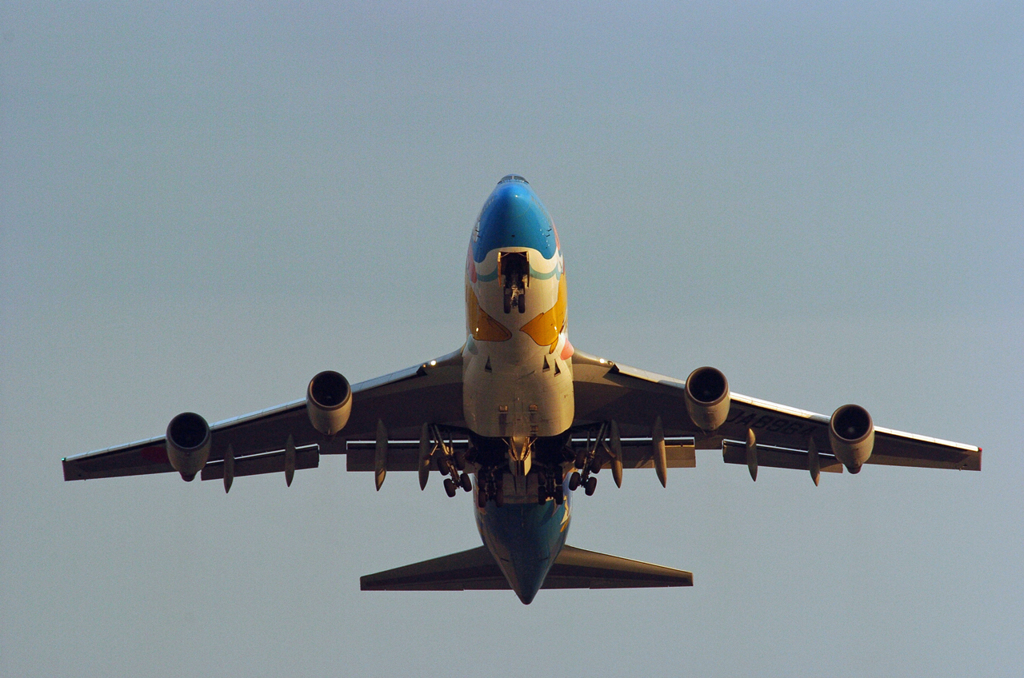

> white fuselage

[{"left": 461, "top": 181, "right": 575, "bottom": 440}]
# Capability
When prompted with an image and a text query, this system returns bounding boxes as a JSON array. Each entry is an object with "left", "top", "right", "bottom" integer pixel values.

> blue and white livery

[{"left": 63, "top": 175, "right": 982, "bottom": 604}]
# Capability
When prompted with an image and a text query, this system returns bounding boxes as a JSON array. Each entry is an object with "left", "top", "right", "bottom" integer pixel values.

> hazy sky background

[{"left": 2, "top": 3, "right": 1021, "bottom": 676}]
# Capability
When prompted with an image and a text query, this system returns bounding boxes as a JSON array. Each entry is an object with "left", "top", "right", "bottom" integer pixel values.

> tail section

[{"left": 360, "top": 545, "right": 692, "bottom": 596}]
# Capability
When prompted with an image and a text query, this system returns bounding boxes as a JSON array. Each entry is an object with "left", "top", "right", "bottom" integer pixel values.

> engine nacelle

[
  {"left": 829, "top": 404, "right": 874, "bottom": 473},
  {"left": 684, "top": 366, "right": 730, "bottom": 432},
  {"left": 306, "top": 370, "right": 352, "bottom": 436},
  {"left": 166, "top": 412, "right": 211, "bottom": 482}
]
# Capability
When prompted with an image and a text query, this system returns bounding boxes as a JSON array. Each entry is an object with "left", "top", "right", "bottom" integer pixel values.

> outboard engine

[
  {"left": 684, "top": 366, "right": 730, "bottom": 432},
  {"left": 306, "top": 370, "right": 352, "bottom": 436},
  {"left": 829, "top": 404, "right": 874, "bottom": 473},
  {"left": 166, "top": 412, "right": 211, "bottom": 481}
]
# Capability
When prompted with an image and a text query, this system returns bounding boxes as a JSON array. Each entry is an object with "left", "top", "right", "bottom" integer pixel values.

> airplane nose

[{"left": 472, "top": 181, "right": 556, "bottom": 262}]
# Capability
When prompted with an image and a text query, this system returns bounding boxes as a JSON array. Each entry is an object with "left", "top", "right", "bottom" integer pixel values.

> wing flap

[
  {"left": 344, "top": 440, "right": 470, "bottom": 472},
  {"left": 346, "top": 447, "right": 420, "bottom": 472},
  {"left": 723, "top": 439, "right": 844, "bottom": 473},
  {"left": 343, "top": 438, "right": 698, "bottom": 473},
  {"left": 723, "top": 433, "right": 977, "bottom": 472},
  {"left": 619, "top": 440, "right": 696, "bottom": 469},
  {"left": 200, "top": 446, "right": 319, "bottom": 481}
]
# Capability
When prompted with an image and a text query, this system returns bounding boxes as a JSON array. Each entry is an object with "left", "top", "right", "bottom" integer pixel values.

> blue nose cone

[{"left": 472, "top": 176, "right": 557, "bottom": 263}]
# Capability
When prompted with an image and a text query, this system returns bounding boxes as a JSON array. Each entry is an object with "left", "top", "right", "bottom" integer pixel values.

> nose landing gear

[
  {"left": 431, "top": 424, "right": 472, "bottom": 499},
  {"left": 503, "top": 287, "right": 527, "bottom": 314},
  {"left": 498, "top": 251, "right": 530, "bottom": 314}
]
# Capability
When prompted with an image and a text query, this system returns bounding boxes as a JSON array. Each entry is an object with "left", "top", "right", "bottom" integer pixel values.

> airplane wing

[
  {"left": 62, "top": 348, "right": 466, "bottom": 482},
  {"left": 570, "top": 350, "right": 981, "bottom": 475}
]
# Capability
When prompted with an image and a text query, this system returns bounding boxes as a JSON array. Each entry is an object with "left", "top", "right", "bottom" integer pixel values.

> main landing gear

[
  {"left": 536, "top": 472, "right": 566, "bottom": 506},
  {"left": 443, "top": 472, "right": 473, "bottom": 498},
  {"left": 433, "top": 427, "right": 472, "bottom": 499},
  {"left": 569, "top": 423, "right": 608, "bottom": 496},
  {"left": 476, "top": 468, "right": 505, "bottom": 508},
  {"left": 568, "top": 470, "right": 598, "bottom": 496}
]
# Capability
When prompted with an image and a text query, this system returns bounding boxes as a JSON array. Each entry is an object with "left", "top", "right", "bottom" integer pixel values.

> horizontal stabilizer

[
  {"left": 545, "top": 545, "right": 693, "bottom": 588},
  {"left": 360, "top": 546, "right": 507, "bottom": 591},
  {"left": 360, "top": 545, "right": 692, "bottom": 591}
]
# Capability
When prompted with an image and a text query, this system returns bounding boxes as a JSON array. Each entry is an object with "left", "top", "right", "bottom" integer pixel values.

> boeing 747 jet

[{"left": 63, "top": 175, "right": 981, "bottom": 604}]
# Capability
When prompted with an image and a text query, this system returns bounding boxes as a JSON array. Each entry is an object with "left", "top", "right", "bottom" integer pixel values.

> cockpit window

[{"left": 497, "top": 174, "right": 529, "bottom": 185}]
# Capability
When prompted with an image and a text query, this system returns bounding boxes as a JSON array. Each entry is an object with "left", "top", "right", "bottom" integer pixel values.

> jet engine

[
  {"left": 684, "top": 366, "right": 730, "bottom": 432},
  {"left": 306, "top": 370, "right": 352, "bottom": 436},
  {"left": 166, "top": 412, "right": 211, "bottom": 481},
  {"left": 828, "top": 404, "right": 874, "bottom": 473}
]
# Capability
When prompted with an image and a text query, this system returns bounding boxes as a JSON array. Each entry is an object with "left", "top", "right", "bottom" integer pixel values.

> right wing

[
  {"left": 570, "top": 350, "right": 980, "bottom": 475},
  {"left": 63, "top": 348, "right": 466, "bottom": 482}
]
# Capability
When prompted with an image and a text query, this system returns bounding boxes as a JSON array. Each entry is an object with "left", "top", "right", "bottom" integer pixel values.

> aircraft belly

[
  {"left": 462, "top": 348, "right": 574, "bottom": 438},
  {"left": 464, "top": 228, "right": 571, "bottom": 439}
]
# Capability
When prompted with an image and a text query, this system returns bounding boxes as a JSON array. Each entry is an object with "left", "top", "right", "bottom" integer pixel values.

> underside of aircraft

[{"left": 63, "top": 175, "right": 981, "bottom": 604}]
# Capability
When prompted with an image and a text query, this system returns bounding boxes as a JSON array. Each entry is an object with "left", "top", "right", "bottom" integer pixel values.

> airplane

[{"left": 63, "top": 174, "right": 982, "bottom": 604}]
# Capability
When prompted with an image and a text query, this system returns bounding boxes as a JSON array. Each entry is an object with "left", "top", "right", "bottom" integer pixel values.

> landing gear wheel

[
  {"left": 517, "top": 292, "right": 526, "bottom": 313},
  {"left": 494, "top": 486, "right": 504, "bottom": 507},
  {"left": 460, "top": 473, "right": 473, "bottom": 492},
  {"left": 590, "top": 459, "right": 602, "bottom": 474},
  {"left": 503, "top": 288, "right": 512, "bottom": 314},
  {"left": 574, "top": 451, "right": 588, "bottom": 470},
  {"left": 584, "top": 476, "right": 597, "bottom": 496},
  {"left": 538, "top": 485, "right": 547, "bottom": 505},
  {"left": 554, "top": 484, "right": 564, "bottom": 505},
  {"left": 444, "top": 477, "right": 457, "bottom": 498},
  {"left": 568, "top": 471, "right": 581, "bottom": 491},
  {"left": 477, "top": 490, "right": 487, "bottom": 508}
]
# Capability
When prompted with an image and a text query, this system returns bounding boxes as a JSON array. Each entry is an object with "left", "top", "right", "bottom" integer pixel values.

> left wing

[
  {"left": 571, "top": 350, "right": 980, "bottom": 474},
  {"left": 63, "top": 348, "right": 466, "bottom": 482}
]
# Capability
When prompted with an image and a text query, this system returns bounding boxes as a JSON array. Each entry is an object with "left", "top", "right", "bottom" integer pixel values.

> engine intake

[
  {"left": 829, "top": 404, "right": 874, "bottom": 473},
  {"left": 684, "top": 366, "right": 730, "bottom": 432},
  {"left": 306, "top": 370, "right": 352, "bottom": 436},
  {"left": 166, "top": 412, "right": 211, "bottom": 481}
]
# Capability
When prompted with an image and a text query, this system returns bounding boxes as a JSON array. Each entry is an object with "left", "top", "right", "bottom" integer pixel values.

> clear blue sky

[{"left": 2, "top": 3, "right": 1021, "bottom": 676}]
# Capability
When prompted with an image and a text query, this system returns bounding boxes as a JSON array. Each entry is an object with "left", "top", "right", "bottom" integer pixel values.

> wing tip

[{"left": 62, "top": 459, "right": 84, "bottom": 481}]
